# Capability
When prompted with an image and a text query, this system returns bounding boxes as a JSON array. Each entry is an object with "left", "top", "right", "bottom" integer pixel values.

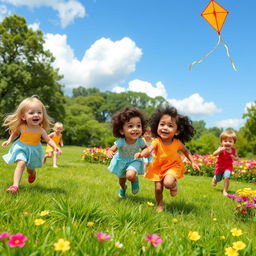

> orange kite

[{"left": 189, "top": 0, "right": 237, "bottom": 71}]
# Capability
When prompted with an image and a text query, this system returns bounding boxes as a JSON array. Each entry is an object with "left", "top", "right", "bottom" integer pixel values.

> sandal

[
  {"left": 170, "top": 182, "right": 178, "bottom": 197},
  {"left": 28, "top": 174, "right": 36, "bottom": 183},
  {"left": 6, "top": 185, "right": 19, "bottom": 194}
]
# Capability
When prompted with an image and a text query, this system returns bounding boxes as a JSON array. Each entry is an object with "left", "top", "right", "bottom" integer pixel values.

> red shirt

[{"left": 214, "top": 148, "right": 236, "bottom": 175}]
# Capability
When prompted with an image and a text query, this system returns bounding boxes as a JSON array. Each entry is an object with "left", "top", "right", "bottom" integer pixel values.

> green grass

[{"left": 0, "top": 144, "right": 255, "bottom": 255}]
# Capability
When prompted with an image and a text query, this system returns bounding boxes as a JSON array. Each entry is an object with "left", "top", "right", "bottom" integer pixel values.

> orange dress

[
  {"left": 45, "top": 133, "right": 62, "bottom": 153},
  {"left": 145, "top": 138, "right": 185, "bottom": 181}
]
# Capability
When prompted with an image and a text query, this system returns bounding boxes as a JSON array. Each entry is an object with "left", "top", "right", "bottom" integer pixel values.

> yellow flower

[
  {"left": 86, "top": 221, "right": 95, "bottom": 227},
  {"left": 172, "top": 218, "right": 178, "bottom": 223},
  {"left": 219, "top": 235, "right": 225, "bottom": 240},
  {"left": 225, "top": 247, "right": 238, "bottom": 256},
  {"left": 230, "top": 228, "right": 243, "bottom": 237},
  {"left": 54, "top": 239, "right": 70, "bottom": 252},
  {"left": 212, "top": 218, "right": 217, "bottom": 221},
  {"left": 147, "top": 202, "right": 154, "bottom": 207},
  {"left": 188, "top": 231, "right": 201, "bottom": 241},
  {"left": 34, "top": 218, "right": 46, "bottom": 226},
  {"left": 233, "top": 241, "right": 246, "bottom": 251},
  {"left": 39, "top": 210, "right": 49, "bottom": 217}
]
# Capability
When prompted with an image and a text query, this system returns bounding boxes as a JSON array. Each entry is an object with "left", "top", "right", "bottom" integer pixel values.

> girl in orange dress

[
  {"left": 135, "top": 105, "right": 200, "bottom": 212},
  {"left": 43, "top": 122, "right": 64, "bottom": 168}
]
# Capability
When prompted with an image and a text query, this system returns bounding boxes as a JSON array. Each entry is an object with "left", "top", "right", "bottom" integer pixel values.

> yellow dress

[
  {"left": 45, "top": 133, "right": 62, "bottom": 153},
  {"left": 145, "top": 138, "right": 185, "bottom": 181}
]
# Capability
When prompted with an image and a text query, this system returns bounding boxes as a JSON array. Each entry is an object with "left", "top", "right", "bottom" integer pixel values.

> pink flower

[
  {"left": 145, "top": 233, "right": 163, "bottom": 247},
  {"left": 96, "top": 232, "right": 112, "bottom": 241},
  {"left": 7, "top": 233, "right": 27, "bottom": 248},
  {"left": 245, "top": 202, "right": 255, "bottom": 208},
  {"left": 227, "top": 194, "right": 237, "bottom": 199},
  {"left": 0, "top": 232, "right": 10, "bottom": 239}
]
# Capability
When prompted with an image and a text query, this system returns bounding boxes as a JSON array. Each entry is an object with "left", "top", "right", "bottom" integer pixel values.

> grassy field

[{"left": 0, "top": 144, "right": 255, "bottom": 255}]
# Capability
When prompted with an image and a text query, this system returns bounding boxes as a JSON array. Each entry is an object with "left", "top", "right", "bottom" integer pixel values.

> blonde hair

[
  {"left": 53, "top": 122, "right": 64, "bottom": 131},
  {"left": 2, "top": 96, "right": 53, "bottom": 134},
  {"left": 220, "top": 130, "right": 237, "bottom": 144}
]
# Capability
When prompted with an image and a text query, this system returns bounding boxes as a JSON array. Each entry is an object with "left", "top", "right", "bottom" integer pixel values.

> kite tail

[
  {"left": 188, "top": 35, "right": 220, "bottom": 70},
  {"left": 219, "top": 35, "right": 238, "bottom": 72}
]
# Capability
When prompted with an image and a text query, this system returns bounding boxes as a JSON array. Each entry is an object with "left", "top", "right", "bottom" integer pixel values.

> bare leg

[
  {"left": 162, "top": 174, "right": 177, "bottom": 196},
  {"left": 155, "top": 181, "right": 164, "bottom": 212},
  {"left": 223, "top": 177, "right": 229, "bottom": 196},
  {"left": 119, "top": 177, "right": 127, "bottom": 190},
  {"left": 13, "top": 160, "right": 26, "bottom": 187},
  {"left": 43, "top": 152, "right": 53, "bottom": 164},
  {"left": 53, "top": 151, "right": 58, "bottom": 168},
  {"left": 126, "top": 169, "right": 136, "bottom": 183},
  {"left": 212, "top": 176, "right": 217, "bottom": 186}
]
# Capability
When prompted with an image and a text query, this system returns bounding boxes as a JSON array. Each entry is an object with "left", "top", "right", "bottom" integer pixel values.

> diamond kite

[{"left": 189, "top": 0, "right": 237, "bottom": 71}]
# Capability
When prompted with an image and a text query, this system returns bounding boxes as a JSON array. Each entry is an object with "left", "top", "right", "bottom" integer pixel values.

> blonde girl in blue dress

[
  {"left": 2, "top": 96, "right": 62, "bottom": 193},
  {"left": 107, "top": 107, "right": 147, "bottom": 198}
]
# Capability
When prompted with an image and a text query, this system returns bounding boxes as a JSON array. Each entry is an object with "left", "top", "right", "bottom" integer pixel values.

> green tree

[{"left": 0, "top": 15, "right": 65, "bottom": 136}]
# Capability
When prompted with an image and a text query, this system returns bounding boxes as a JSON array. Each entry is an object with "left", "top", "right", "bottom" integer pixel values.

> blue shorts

[{"left": 215, "top": 170, "right": 231, "bottom": 182}]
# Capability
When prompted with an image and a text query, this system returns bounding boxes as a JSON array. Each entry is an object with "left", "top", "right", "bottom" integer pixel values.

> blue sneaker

[
  {"left": 118, "top": 184, "right": 127, "bottom": 198},
  {"left": 132, "top": 176, "right": 139, "bottom": 194}
]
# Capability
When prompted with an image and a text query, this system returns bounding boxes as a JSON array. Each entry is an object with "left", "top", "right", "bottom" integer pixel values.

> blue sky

[{"left": 0, "top": 0, "right": 255, "bottom": 129}]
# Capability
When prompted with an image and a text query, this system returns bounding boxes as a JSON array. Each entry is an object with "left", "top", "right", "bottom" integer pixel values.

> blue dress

[{"left": 108, "top": 137, "right": 146, "bottom": 178}]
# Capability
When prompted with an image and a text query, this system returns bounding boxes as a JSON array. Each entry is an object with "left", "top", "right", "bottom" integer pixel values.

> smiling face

[
  {"left": 221, "top": 137, "right": 235, "bottom": 149},
  {"left": 22, "top": 103, "right": 43, "bottom": 127},
  {"left": 157, "top": 114, "right": 179, "bottom": 142},
  {"left": 120, "top": 117, "right": 142, "bottom": 143}
]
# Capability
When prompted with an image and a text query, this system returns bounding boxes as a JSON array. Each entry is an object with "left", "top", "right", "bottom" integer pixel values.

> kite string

[
  {"left": 219, "top": 35, "right": 238, "bottom": 72},
  {"left": 188, "top": 35, "right": 220, "bottom": 70}
]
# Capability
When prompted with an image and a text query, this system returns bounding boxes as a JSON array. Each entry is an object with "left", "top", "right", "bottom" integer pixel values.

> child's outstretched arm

[
  {"left": 42, "top": 129, "right": 62, "bottom": 154},
  {"left": 1, "top": 130, "right": 20, "bottom": 147},
  {"left": 134, "top": 144, "right": 154, "bottom": 159},
  {"left": 107, "top": 145, "right": 117, "bottom": 158},
  {"left": 213, "top": 146, "right": 225, "bottom": 156},
  {"left": 181, "top": 145, "right": 200, "bottom": 171}
]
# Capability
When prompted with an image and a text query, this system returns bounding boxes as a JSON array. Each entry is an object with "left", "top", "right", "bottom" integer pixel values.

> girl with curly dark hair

[
  {"left": 135, "top": 105, "right": 200, "bottom": 211},
  {"left": 107, "top": 106, "right": 147, "bottom": 198}
]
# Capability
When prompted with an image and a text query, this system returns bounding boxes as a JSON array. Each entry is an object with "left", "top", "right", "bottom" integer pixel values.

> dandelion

[
  {"left": 147, "top": 202, "right": 154, "bottom": 207},
  {"left": 225, "top": 247, "right": 238, "bottom": 256},
  {"left": 232, "top": 241, "right": 246, "bottom": 251},
  {"left": 34, "top": 219, "right": 46, "bottom": 226},
  {"left": 188, "top": 231, "right": 201, "bottom": 241},
  {"left": 115, "top": 241, "right": 124, "bottom": 248},
  {"left": 87, "top": 221, "right": 95, "bottom": 227},
  {"left": 0, "top": 232, "right": 10, "bottom": 239},
  {"left": 230, "top": 228, "right": 243, "bottom": 237},
  {"left": 39, "top": 210, "right": 49, "bottom": 216},
  {"left": 96, "top": 232, "right": 112, "bottom": 241},
  {"left": 219, "top": 236, "right": 225, "bottom": 240},
  {"left": 54, "top": 239, "right": 70, "bottom": 252},
  {"left": 172, "top": 218, "right": 178, "bottom": 223},
  {"left": 145, "top": 233, "right": 163, "bottom": 247},
  {"left": 7, "top": 233, "right": 27, "bottom": 248}
]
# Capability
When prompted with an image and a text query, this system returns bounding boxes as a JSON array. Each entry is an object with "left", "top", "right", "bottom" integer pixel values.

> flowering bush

[
  {"left": 82, "top": 148, "right": 256, "bottom": 183},
  {"left": 81, "top": 147, "right": 111, "bottom": 165},
  {"left": 227, "top": 188, "right": 256, "bottom": 220}
]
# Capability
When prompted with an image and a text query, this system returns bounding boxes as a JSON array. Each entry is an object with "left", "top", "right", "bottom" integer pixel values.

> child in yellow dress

[
  {"left": 135, "top": 105, "right": 200, "bottom": 212},
  {"left": 2, "top": 96, "right": 61, "bottom": 193},
  {"left": 43, "top": 122, "right": 64, "bottom": 168}
]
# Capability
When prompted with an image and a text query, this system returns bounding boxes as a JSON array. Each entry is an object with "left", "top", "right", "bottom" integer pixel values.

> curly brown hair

[
  {"left": 111, "top": 107, "right": 147, "bottom": 138},
  {"left": 150, "top": 105, "right": 195, "bottom": 143}
]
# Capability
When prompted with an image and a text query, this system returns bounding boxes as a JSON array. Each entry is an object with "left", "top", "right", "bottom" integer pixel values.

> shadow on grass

[{"left": 24, "top": 184, "right": 67, "bottom": 194}]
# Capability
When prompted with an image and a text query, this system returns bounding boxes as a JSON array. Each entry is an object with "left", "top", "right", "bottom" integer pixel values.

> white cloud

[
  {"left": 28, "top": 22, "right": 40, "bottom": 31},
  {"left": 127, "top": 79, "right": 168, "bottom": 98},
  {"left": 0, "top": 5, "right": 11, "bottom": 21},
  {"left": 215, "top": 119, "right": 245, "bottom": 130},
  {"left": 1, "top": 0, "right": 85, "bottom": 27},
  {"left": 112, "top": 86, "right": 126, "bottom": 93},
  {"left": 44, "top": 34, "right": 142, "bottom": 89},
  {"left": 168, "top": 93, "right": 221, "bottom": 116},
  {"left": 244, "top": 102, "right": 255, "bottom": 114}
]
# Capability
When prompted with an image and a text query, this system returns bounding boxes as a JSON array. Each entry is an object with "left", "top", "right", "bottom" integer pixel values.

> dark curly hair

[
  {"left": 150, "top": 105, "right": 195, "bottom": 143},
  {"left": 111, "top": 106, "right": 147, "bottom": 138}
]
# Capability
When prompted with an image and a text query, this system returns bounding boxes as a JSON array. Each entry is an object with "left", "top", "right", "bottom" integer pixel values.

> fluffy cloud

[
  {"left": 215, "top": 119, "right": 245, "bottom": 130},
  {"left": 1, "top": 0, "right": 85, "bottom": 27},
  {"left": 244, "top": 102, "right": 255, "bottom": 114},
  {"left": 168, "top": 93, "right": 221, "bottom": 116},
  {"left": 28, "top": 22, "right": 40, "bottom": 31},
  {"left": 0, "top": 4, "right": 11, "bottom": 21},
  {"left": 44, "top": 34, "right": 142, "bottom": 89}
]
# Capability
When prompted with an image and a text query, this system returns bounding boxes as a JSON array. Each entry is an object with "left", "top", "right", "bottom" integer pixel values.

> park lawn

[{"left": 0, "top": 144, "right": 255, "bottom": 255}]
